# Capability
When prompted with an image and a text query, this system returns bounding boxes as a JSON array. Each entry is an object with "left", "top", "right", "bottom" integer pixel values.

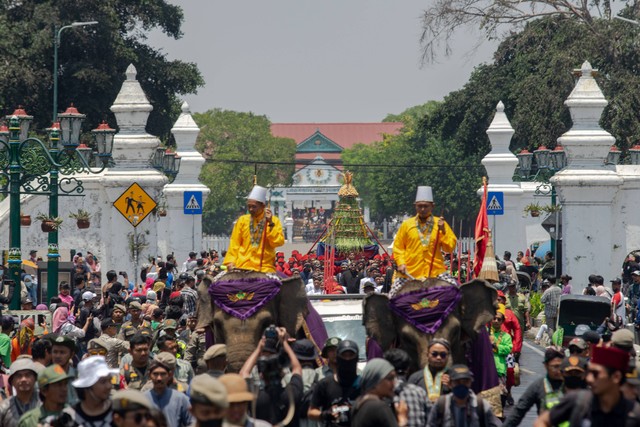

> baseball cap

[
  {"left": 82, "top": 291, "right": 97, "bottom": 301},
  {"left": 21, "top": 297, "right": 33, "bottom": 305},
  {"left": 448, "top": 364, "right": 474, "bottom": 381},
  {"left": 190, "top": 374, "right": 228, "bottom": 408},
  {"left": 568, "top": 338, "right": 588, "bottom": 351},
  {"left": 179, "top": 272, "right": 190, "bottom": 281},
  {"left": 112, "top": 389, "right": 153, "bottom": 412},
  {"left": 322, "top": 337, "right": 342, "bottom": 357},
  {"left": 561, "top": 356, "right": 588, "bottom": 374},
  {"left": 51, "top": 335, "right": 76, "bottom": 352},
  {"left": 204, "top": 344, "right": 227, "bottom": 362},
  {"left": 610, "top": 277, "right": 622, "bottom": 284},
  {"left": 632, "top": 271, "right": 640, "bottom": 276},
  {"left": 8, "top": 358, "right": 38, "bottom": 384},
  {"left": 611, "top": 329, "right": 635, "bottom": 350},
  {"left": 162, "top": 319, "right": 177, "bottom": 330},
  {"left": 220, "top": 373, "right": 254, "bottom": 403},
  {"left": 38, "top": 364, "right": 73, "bottom": 388},
  {"left": 337, "top": 339, "right": 359, "bottom": 356},
  {"left": 72, "top": 356, "right": 119, "bottom": 388}
]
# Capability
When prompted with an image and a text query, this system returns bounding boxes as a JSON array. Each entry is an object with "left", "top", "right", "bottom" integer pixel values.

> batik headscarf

[{"left": 17, "top": 318, "right": 35, "bottom": 353}]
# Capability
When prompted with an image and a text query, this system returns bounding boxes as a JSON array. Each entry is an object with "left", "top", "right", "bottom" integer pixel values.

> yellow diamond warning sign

[{"left": 113, "top": 183, "right": 157, "bottom": 227}]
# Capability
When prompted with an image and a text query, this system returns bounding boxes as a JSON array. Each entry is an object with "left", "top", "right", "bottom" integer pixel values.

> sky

[{"left": 147, "top": 1, "right": 498, "bottom": 123}]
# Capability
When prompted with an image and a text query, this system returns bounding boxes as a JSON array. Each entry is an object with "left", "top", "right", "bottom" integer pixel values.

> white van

[{"left": 308, "top": 294, "right": 367, "bottom": 362}]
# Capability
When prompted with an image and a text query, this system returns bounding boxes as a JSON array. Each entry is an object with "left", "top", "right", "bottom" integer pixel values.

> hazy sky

[{"left": 147, "top": 1, "right": 498, "bottom": 122}]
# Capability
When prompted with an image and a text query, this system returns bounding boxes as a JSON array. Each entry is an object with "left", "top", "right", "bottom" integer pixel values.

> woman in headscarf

[
  {"left": 351, "top": 358, "right": 408, "bottom": 427},
  {"left": 52, "top": 306, "right": 90, "bottom": 340},
  {"left": 10, "top": 318, "right": 35, "bottom": 361}
]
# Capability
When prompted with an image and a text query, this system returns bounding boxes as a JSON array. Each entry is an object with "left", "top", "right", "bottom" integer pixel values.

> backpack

[{"left": 436, "top": 394, "right": 486, "bottom": 427}]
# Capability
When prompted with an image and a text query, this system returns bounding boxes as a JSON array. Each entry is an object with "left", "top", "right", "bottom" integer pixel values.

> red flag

[{"left": 473, "top": 177, "right": 490, "bottom": 277}]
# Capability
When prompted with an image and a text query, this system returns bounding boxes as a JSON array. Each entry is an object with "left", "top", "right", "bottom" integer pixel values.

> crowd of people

[{"left": 1, "top": 182, "right": 640, "bottom": 426}]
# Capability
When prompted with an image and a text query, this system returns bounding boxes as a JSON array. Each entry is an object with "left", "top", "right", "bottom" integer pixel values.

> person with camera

[
  {"left": 239, "top": 325, "right": 304, "bottom": 427},
  {"left": 308, "top": 339, "right": 361, "bottom": 427}
]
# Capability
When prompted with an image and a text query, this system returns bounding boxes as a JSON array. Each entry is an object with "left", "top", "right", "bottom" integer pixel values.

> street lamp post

[
  {"left": 0, "top": 106, "right": 115, "bottom": 309},
  {"left": 53, "top": 21, "right": 98, "bottom": 122}
]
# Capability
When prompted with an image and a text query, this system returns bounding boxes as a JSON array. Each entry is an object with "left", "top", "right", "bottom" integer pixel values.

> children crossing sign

[
  {"left": 486, "top": 191, "right": 504, "bottom": 215},
  {"left": 184, "top": 191, "right": 203, "bottom": 215}
]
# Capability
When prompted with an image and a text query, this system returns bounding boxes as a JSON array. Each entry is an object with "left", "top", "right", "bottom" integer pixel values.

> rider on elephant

[
  {"left": 391, "top": 186, "right": 456, "bottom": 297},
  {"left": 224, "top": 185, "right": 285, "bottom": 274}
]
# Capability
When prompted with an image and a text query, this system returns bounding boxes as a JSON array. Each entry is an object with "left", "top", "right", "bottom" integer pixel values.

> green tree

[
  {"left": 0, "top": 1, "right": 203, "bottom": 140},
  {"left": 342, "top": 104, "right": 482, "bottom": 227},
  {"left": 194, "top": 109, "right": 296, "bottom": 235},
  {"left": 423, "top": 16, "right": 640, "bottom": 159}
]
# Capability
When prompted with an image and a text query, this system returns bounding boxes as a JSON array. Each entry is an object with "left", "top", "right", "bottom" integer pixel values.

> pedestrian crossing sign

[
  {"left": 486, "top": 191, "right": 504, "bottom": 215},
  {"left": 184, "top": 191, "right": 203, "bottom": 215},
  {"left": 113, "top": 183, "right": 157, "bottom": 227}
]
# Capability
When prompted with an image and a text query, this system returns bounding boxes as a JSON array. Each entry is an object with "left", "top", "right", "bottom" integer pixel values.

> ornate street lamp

[
  {"left": 152, "top": 148, "right": 181, "bottom": 179},
  {"left": 534, "top": 145, "right": 552, "bottom": 169},
  {"left": 551, "top": 145, "right": 567, "bottom": 170},
  {"left": 516, "top": 149, "right": 533, "bottom": 178},
  {"left": 1, "top": 105, "right": 115, "bottom": 307},
  {"left": 630, "top": 144, "right": 640, "bottom": 165},
  {"left": 607, "top": 145, "right": 621, "bottom": 165}
]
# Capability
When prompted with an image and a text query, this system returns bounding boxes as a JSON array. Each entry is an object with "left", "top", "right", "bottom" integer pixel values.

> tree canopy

[
  {"left": 0, "top": 0, "right": 203, "bottom": 140},
  {"left": 194, "top": 109, "right": 296, "bottom": 235},
  {"left": 342, "top": 102, "right": 482, "bottom": 228}
]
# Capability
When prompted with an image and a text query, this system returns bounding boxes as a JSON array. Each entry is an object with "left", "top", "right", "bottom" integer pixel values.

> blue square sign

[
  {"left": 486, "top": 191, "right": 504, "bottom": 215},
  {"left": 184, "top": 191, "right": 203, "bottom": 215}
]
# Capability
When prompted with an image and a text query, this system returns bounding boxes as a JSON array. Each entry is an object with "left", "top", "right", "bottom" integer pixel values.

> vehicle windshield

[{"left": 322, "top": 314, "right": 366, "bottom": 361}]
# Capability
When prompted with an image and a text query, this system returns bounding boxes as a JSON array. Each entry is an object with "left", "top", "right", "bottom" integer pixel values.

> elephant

[
  {"left": 196, "top": 269, "right": 312, "bottom": 372},
  {"left": 363, "top": 277, "right": 497, "bottom": 375}
]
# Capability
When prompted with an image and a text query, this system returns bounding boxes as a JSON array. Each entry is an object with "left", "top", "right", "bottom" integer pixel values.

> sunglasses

[
  {"left": 129, "top": 412, "right": 151, "bottom": 423},
  {"left": 431, "top": 351, "right": 448, "bottom": 359},
  {"left": 493, "top": 317, "right": 504, "bottom": 322}
]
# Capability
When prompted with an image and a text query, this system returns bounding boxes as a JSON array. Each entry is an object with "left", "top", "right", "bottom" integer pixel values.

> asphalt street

[{"left": 503, "top": 339, "right": 546, "bottom": 425}]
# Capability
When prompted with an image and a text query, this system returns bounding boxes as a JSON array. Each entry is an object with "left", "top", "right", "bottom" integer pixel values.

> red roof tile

[{"left": 271, "top": 123, "right": 403, "bottom": 150}]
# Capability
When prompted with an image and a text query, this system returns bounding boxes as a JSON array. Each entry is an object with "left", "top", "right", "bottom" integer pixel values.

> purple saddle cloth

[
  {"left": 389, "top": 285, "right": 462, "bottom": 335},
  {"left": 209, "top": 275, "right": 281, "bottom": 321}
]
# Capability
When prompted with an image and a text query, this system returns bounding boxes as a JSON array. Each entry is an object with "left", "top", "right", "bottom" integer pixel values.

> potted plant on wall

[
  {"left": 36, "top": 213, "right": 63, "bottom": 232},
  {"left": 542, "top": 204, "right": 562, "bottom": 214},
  {"left": 20, "top": 212, "right": 31, "bottom": 226},
  {"left": 69, "top": 209, "right": 91, "bottom": 229},
  {"left": 523, "top": 202, "right": 542, "bottom": 217}
]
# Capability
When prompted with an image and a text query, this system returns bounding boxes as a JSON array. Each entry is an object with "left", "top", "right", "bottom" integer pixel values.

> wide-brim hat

[
  {"left": 292, "top": 339, "right": 318, "bottom": 361},
  {"left": 220, "top": 373, "right": 255, "bottom": 403},
  {"left": 415, "top": 186, "right": 433, "bottom": 203},
  {"left": 247, "top": 185, "right": 267, "bottom": 204},
  {"left": 72, "top": 355, "right": 119, "bottom": 388}
]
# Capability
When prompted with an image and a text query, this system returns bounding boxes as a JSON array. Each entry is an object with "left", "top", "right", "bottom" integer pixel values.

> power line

[{"left": 203, "top": 158, "right": 485, "bottom": 169}]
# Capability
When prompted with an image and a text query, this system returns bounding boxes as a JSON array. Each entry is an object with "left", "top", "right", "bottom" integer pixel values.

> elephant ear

[
  {"left": 277, "top": 275, "right": 309, "bottom": 336},
  {"left": 459, "top": 278, "right": 497, "bottom": 341},
  {"left": 363, "top": 293, "right": 396, "bottom": 351},
  {"left": 196, "top": 275, "right": 216, "bottom": 330}
]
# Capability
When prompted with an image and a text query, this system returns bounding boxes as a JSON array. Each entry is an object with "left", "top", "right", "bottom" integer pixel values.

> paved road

[{"left": 503, "top": 339, "right": 546, "bottom": 425}]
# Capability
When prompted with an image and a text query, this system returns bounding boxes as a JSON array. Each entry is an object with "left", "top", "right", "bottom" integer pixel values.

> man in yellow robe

[
  {"left": 223, "top": 185, "right": 285, "bottom": 273},
  {"left": 391, "top": 186, "right": 456, "bottom": 296}
]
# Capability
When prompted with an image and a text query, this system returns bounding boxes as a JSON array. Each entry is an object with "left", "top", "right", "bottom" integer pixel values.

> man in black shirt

[
  {"left": 239, "top": 327, "right": 304, "bottom": 427},
  {"left": 534, "top": 345, "right": 640, "bottom": 426},
  {"left": 340, "top": 265, "right": 363, "bottom": 294},
  {"left": 308, "top": 340, "right": 361, "bottom": 426}
]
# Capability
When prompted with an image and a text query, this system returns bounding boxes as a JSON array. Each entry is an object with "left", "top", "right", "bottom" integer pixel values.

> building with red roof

[{"left": 269, "top": 122, "right": 402, "bottom": 242}]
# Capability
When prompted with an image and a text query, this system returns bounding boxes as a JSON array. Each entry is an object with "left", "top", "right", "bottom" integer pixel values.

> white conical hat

[
  {"left": 415, "top": 186, "right": 433, "bottom": 203},
  {"left": 247, "top": 185, "right": 267, "bottom": 204}
]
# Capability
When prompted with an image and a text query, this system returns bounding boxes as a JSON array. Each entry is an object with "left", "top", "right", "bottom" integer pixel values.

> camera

[
  {"left": 330, "top": 398, "right": 352, "bottom": 425},
  {"left": 119, "top": 271, "right": 126, "bottom": 276},
  {"left": 264, "top": 325, "right": 278, "bottom": 340}
]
